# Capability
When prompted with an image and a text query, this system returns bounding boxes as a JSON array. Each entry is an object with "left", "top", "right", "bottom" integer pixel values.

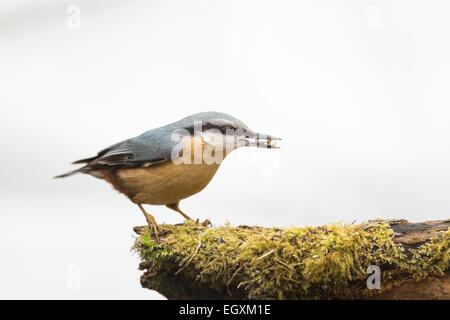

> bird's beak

[{"left": 244, "top": 131, "right": 281, "bottom": 148}]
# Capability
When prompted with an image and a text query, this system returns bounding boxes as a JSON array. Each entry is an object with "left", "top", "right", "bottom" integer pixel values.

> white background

[{"left": 1, "top": 0, "right": 449, "bottom": 299}]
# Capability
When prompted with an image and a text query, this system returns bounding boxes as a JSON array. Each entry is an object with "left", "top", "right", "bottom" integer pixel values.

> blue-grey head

[{"left": 171, "top": 111, "right": 281, "bottom": 151}]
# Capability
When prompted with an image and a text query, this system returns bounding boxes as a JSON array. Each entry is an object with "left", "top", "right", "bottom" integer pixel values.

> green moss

[
  {"left": 133, "top": 221, "right": 449, "bottom": 299},
  {"left": 135, "top": 231, "right": 172, "bottom": 262},
  {"left": 407, "top": 229, "right": 450, "bottom": 276}
]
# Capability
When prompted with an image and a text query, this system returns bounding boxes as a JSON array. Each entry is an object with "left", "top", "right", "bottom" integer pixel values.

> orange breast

[
  {"left": 113, "top": 161, "right": 221, "bottom": 205},
  {"left": 102, "top": 136, "right": 224, "bottom": 205}
]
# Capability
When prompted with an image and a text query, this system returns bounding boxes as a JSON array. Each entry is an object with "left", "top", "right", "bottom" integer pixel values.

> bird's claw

[
  {"left": 148, "top": 223, "right": 161, "bottom": 233},
  {"left": 195, "top": 218, "right": 212, "bottom": 227},
  {"left": 145, "top": 220, "right": 161, "bottom": 242},
  {"left": 148, "top": 225, "right": 160, "bottom": 243}
]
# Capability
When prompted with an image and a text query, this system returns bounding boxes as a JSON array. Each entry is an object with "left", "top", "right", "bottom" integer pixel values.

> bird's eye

[{"left": 222, "top": 124, "right": 235, "bottom": 131}]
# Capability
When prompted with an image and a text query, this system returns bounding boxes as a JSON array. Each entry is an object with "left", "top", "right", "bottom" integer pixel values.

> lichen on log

[{"left": 132, "top": 219, "right": 450, "bottom": 300}]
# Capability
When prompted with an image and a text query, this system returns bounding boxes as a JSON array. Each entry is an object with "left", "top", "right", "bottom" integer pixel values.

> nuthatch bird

[{"left": 56, "top": 111, "right": 280, "bottom": 239}]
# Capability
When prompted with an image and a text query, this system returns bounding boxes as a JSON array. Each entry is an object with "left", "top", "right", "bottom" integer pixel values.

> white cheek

[{"left": 224, "top": 135, "right": 238, "bottom": 149}]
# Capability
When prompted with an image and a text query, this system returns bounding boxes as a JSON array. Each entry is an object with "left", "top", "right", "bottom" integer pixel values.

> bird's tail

[{"left": 54, "top": 166, "right": 88, "bottom": 179}]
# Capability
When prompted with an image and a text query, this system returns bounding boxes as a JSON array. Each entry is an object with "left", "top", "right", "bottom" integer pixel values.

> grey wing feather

[
  {"left": 86, "top": 129, "right": 176, "bottom": 169},
  {"left": 56, "top": 126, "right": 184, "bottom": 178}
]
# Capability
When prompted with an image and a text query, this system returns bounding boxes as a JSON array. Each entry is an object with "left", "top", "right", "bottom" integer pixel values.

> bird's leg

[
  {"left": 166, "top": 202, "right": 211, "bottom": 227},
  {"left": 166, "top": 202, "right": 193, "bottom": 221},
  {"left": 137, "top": 204, "right": 160, "bottom": 242}
]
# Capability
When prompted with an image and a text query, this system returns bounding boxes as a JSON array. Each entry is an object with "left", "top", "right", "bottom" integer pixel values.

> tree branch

[{"left": 133, "top": 219, "right": 449, "bottom": 299}]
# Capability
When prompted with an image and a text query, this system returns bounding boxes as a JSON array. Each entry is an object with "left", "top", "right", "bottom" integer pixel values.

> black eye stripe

[{"left": 183, "top": 124, "right": 236, "bottom": 135}]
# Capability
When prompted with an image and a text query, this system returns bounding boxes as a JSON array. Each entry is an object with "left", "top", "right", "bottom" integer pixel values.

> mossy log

[{"left": 133, "top": 219, "right": 449, "bottom": 300}]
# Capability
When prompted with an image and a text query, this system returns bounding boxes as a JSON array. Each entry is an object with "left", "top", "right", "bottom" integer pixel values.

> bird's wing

[{"left": 75, "top": 135, "right": 174, "bottom": 169}]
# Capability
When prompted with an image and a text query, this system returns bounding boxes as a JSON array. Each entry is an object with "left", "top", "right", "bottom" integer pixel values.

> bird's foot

[
  {"left": 137, "top": 204, "right": 161, "bottom": 243},
  {"left": 145, "top": 218, "right": 161, "bottom": 243},
  {"left": 195, "top": 218, "right": 212, "bottom": 227},
  {"left": 148, "top": 224, "right": 160, "bottom": 243}
]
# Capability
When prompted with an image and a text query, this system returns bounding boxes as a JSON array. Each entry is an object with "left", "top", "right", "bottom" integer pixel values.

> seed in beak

[{"left": 255, "top": 138, "right": 278, "bottom": 146}]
